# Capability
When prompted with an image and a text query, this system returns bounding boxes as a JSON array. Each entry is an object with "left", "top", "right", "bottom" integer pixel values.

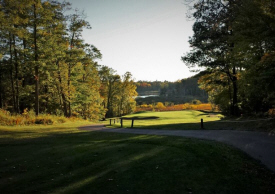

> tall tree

[
  {"left": 117, "top": 72, "right": 137, "bottom": 116},
  {"left": 32, "top": 0, "right": 39, "bottom": 115},
  {"left": 65, "top": 10, "right": 91, "bottom": 117},
  {"left": 0, "top": 0, "right": 137, "bottom": 120},
  {"left": 232, "top": 0, "right": 275, "bottom": 113},
  {"left": 182, "top": 0, "right": 241, "bottom": 115},
  {"left": 39, "top": 1, "right": 70, "bottom": 115},
  {"left": 99, "top": 66, "right": 121, "bottom": 118},
  {"left": 0, "top": 0, "right": 31, "bottom": 113},
  {"left": 70, "top": 44, "right": 104, "bottom": 120}
]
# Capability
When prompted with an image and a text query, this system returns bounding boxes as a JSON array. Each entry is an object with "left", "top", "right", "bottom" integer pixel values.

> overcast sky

[{"left": 66, "top": 0, "right": 195, "bottom": 81}]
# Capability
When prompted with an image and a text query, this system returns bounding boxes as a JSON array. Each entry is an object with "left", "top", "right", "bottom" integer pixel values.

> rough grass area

[
  {"left": 0, "top": 124, "right": 275, "bottom": 193},
  {"left": 0, "top": 109, "right": 86, "bottom": 126},
  {"left": 111, "top": 111, "right": 275, "bottom": 132}
]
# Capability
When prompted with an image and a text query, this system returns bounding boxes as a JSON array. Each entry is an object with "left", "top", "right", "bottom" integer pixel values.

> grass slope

[{"left": 0, "top": 123, "right": 275, "bottom": 193}]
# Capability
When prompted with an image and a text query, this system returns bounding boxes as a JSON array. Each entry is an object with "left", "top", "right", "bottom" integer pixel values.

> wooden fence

[{"left": 109, "top": 116, "right": 159, "bottom": 128}]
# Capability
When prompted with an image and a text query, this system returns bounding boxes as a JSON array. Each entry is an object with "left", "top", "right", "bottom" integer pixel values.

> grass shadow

[
  {"left": 112, "top": 119, "right": 275, "bottom": 132},
  {"left": 1, "top": 125, "right": 275, "bottom": 193}
]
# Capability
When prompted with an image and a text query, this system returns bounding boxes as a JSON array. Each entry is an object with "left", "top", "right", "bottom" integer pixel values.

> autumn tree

[
  {"left": 117, "top": 72, "right": 137, "bottom": 116},
  {"left": 99, "top": 66, "right": 121, "bottom": 118},
  {"left": 0, "top": 1, "right": 136, "bottom": 120},
  {"left": 70, "top": 45, "right": 104, "bottom": 119},
  {"left": 99, "top": 67, "right": 137, "bottom": 118}
]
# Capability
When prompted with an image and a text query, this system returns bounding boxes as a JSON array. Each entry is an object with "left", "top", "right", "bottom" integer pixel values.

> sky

[{"left": 66, "top": 0, "right": 195, "bottom": 81}]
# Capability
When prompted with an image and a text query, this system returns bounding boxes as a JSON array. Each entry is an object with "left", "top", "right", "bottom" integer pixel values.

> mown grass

[
  {"left": 110, "top": 110, "right": 275, "bottom": 131},
  {"left": 0, "top": 123, "right": 275, "bottom": 193},
  {"left": 110, "top": 110, "right": 222, "bottom": 130}
]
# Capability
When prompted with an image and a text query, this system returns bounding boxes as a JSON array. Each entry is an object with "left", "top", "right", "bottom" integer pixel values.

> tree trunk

[
  {"left": 34, "top": 3, "right": 39, "bottom": 116},
  {"left": 0, "top": 70, "right": 3, "bottom": 109},
  {"left": 228, "top": 77, "right": 233, "bottom": 114},
  {"left": 61, "top": 93, "right": 68, "bottom": 117},
  {"left": 57, "top": 62, "right": 68, "bottom": 117},
  {"left": 67, "top": 32, "right": 75, "bottom": 117},
  {"left": 13, "top": 35, "right": 20, "bottom": 113},
  {"left": 106, "top": 81, "right": 112, "bottom": 117},
  {"left": 232, "top": 66, "right": 239, "bottom": 116},
  {"left": 67, "top": 66, "right": 71, "bottom": 117},
  {"left": 9, "top": 34, "right": 16, "bottom": 112}
]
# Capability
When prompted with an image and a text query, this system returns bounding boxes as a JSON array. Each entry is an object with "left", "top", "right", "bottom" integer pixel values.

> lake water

[{"left": 135, "top": 95, "right": 159, "bottom": 99}]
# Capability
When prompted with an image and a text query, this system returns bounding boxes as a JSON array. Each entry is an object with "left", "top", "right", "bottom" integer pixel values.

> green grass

[
  {"left": 110, "top": 110, "right": 275, "bottom": 131},
  {"left": 0, "top": 123, "right": 275, "bottom": 193},
  {"left": 110, "top": 110, "right": 223, "bottom": 130}
]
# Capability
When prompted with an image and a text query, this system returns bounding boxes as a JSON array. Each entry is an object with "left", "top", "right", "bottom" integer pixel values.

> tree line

[
  {"left": 182, "top": 0, "right": 275, "bottom": 116},
  {"left": 0, "top": 0, "right": 136, "bottom": 119},
  {"left": 136, "top": 75, "right": 208, "bottom": 105},
  {"left": 158, "top": 74, "right": 208, "bottom": 101}
]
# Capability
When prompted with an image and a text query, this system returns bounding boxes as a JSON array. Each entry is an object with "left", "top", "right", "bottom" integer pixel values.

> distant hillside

[{"left": 135, "top": 73, "right": 208, "bottom": 105}]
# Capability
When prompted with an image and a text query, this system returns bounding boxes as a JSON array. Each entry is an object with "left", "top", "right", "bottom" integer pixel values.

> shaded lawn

[
  {"left": 111, "top": 111, "right": 275, "bottom": 131},
  {"left": 0, "top": 124, "right": 275, "bottom": 194}
]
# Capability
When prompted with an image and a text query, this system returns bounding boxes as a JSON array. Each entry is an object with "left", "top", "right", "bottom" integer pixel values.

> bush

[
  {"left": 35, "top": 117, "right": 54, "bottom": 125},
  {"left": 155, "top": 102, "right": 165, "bottom": 110},
  {"left": 57, "top": 118, "right": 67, "bottom": 123}
]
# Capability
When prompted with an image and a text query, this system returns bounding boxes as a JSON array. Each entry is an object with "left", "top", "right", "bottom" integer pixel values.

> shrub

[
  {"left": 57, "top": 118, "right": 67, "bottom": 123},
  {"left": 155, "top": 102, "right": 165, "bottom": 110},
  {"left": 35, "top": 117, "right": 54, "bottom": 125}
]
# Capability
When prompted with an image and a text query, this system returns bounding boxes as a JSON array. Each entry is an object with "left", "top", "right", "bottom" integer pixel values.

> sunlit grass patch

[
  {"left": 110, "top": 110, "right": 224, "bottom": 130},
  {"left": 109, "top": 110, "right": 274, "bottom": 131}
]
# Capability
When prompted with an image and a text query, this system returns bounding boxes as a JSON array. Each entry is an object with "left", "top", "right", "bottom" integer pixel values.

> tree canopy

[
  {"left": 0, "top": 0, "right": 137, "bottom": 119},
  {"left": 182, "top": 0, "right": 275, "bottom": 115}
]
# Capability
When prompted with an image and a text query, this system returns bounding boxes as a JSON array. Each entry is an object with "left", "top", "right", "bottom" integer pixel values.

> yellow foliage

[
  {"left": 0, "top": 109, "right": 71, "bottom": 126},
  {"left": 136, "top": 103, "right": 214, "bottom": 112},
  {"left": 155, "top": 102, "right": 165, "bottom": 109},
  {"left": 141, "top": 104, "right": 148, "bottom": 108}
]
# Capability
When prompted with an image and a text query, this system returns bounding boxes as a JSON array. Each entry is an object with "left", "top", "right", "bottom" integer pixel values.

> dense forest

[
  {"left": 1, "top": 0, "right": 274, "bottom": 119},
  {"left": 182, "top": 0, "right": 275, "bottom": 116},
  {"left": 135, "top": 73, "right": 208, "bottom": 105},
  {"left": 0, "top": 0, "right": 136, "bottom": 119}
]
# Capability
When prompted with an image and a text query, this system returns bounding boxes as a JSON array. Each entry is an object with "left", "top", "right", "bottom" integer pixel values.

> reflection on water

[
  {"left": 135, "top": 95, "right": 159, "bottom": 99},
  {"left": 136, "top": 90, "right": 160, "bottom": 99}
]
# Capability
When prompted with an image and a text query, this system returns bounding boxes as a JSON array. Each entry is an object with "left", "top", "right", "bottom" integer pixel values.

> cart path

[{"left": 79, "top": 124, "right": 275, "bottom": 173}]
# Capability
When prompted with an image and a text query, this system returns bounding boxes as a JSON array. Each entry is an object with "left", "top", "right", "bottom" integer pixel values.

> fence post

[
  {"left": 109, "top": 119, "right": 112, "bottom": 126},
  {"left": 121, "top": 118, "right": 123, "bottom": 128},
  {"left": 201, "top": 118, "right": 204, "bottom": 129},
  {"left": 131, "top": 119, "right": 134, "bottom": 128}
]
